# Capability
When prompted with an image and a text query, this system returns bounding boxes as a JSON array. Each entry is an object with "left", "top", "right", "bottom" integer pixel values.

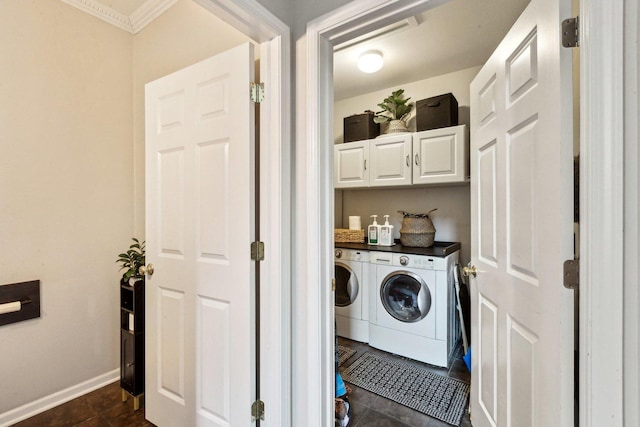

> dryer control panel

[{"left": 334, "top": 248, "right": 369, "bottom": 262}]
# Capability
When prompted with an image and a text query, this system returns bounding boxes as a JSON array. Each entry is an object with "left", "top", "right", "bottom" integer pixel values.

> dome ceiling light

[{"left": 358, "top": 50, "right": 384, "bottom": 73}]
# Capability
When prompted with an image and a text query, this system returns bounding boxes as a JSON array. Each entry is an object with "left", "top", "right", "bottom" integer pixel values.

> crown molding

[
  {"left": 130, "top": 0, "right": 178, "bottom": 34},
  {"left": 61, "top": 0, "right": 176, "bottom": 34}
]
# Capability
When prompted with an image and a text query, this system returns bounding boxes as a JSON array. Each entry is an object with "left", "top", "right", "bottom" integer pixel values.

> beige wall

[
  {"left": 0, "top": 0, "right": 133, "bottom": 415},
  {"left": 0, "top": 0, "right": 251, "bottom": 419},
  {"left": 132, "top": 0, "right": 252, "bottom": 236},
  {"left": 334, "top": 66, "right": 480, "bottom": 264}
]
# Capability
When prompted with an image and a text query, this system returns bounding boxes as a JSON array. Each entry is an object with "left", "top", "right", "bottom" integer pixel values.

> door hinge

[
  {"left": 251, "top": 399, "right": 265, "bottom": 422},
  {"left": 251, "top": 241, "right": 265, "bottom": 261},
  {"left": 332, "top": 278, "right": 336, "bottom": 292},
  {"left": 250, "top": 82, "right": 265, "bottom": 103},
  {"left": 563, "top": 259, "right": 579, "bottom": 290},
  {"left": 562, "top": 16, "right": 579, "bottom": 48}
]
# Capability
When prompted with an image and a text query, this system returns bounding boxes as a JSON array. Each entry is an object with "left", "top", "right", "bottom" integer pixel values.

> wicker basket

[
  {"left": 334, "top": 228, "right": 365, "bottom": 243},
  {"left": 399, "top": 231, "right": 435, "bottom": 248},
  {"left": 398, "top": 209, "right": 436, "bottom": 247}
]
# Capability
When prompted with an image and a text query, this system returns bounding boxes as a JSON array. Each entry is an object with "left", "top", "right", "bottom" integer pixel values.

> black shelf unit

[{"left": 120, "top": 277, "right": 144, "bottom": 410}]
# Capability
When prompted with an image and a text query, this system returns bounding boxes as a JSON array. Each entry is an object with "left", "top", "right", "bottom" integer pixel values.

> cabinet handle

[
  {"left": 406, "top": 155, "right": 410, "bottom": 167},
  {"left": 364, "top": 159, "right": 367, "bottom": 170},
  {"left": 415, "top": 153, "right": 419, "bottom": 166},
  {"left": 127, "top": 362, "right": 134, "bottom": 367}
]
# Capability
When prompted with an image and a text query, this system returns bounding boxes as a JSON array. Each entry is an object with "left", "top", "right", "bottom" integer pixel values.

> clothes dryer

[
  {"left": 335, "top": 248, "right": 369, "bottom": 342},
  {"left": 369, "top": 250, "right": 460, "bottom": 367}
]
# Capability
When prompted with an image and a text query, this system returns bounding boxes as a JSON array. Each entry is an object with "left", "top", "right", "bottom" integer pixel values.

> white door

[
  {"left": 145, "top": 43, "right": 256, "bottom": 427},
  {"left": 469, "top": 0, "right": 574, "bottom": 426},
  {"left": 369, "top": 134, "right": 412, "bottom": 187}
]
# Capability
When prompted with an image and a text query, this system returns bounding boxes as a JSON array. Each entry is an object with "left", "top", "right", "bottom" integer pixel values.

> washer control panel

[
  {"left": 335, "top": 249, "right": 369, "bottom": 262},
  {"left": 392, "top": 253, "right": 447, "bottom": 270}
]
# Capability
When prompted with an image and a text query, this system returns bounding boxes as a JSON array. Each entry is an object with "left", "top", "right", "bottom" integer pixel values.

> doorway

[
  {"left": 330, "top": 1, "right": 527, "bottom": 425},
  {"left": 293, "top": 0, "right": 607, "bottom": 424}
]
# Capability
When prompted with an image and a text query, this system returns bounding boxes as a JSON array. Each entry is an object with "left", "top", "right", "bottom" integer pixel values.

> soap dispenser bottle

[
  {"left": 368, "top": 215, "right": 380, "bottom": 245},
  {"left": 379, "top": 215, "right": 394, "bottom": 246}
]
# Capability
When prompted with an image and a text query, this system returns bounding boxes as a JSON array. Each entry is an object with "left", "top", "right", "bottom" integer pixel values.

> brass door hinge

[
  {"left": 251, "top": 241, "right": 265, "bottom": 261},
  {"left": 250, "top": 82, "right": 265, "bottom": 103},
  {"left": 563, "top": 259, "right": 579, "bottom": 290},
  {"left": 251, "top": 399, "right": 265, "bottom": 422},
  {"left": 562, "top": 17, "right": 579, "bottom": 48}
]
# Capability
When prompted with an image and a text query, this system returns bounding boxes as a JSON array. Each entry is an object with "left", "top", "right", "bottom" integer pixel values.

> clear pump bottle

[{"left": 379, "top": 215, "right": 394, "bottom": 246}]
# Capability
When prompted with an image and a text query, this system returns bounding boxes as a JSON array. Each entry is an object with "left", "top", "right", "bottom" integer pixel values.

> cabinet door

[
  {"left": 412, "top": 125, "right": 468, "bottom": 184},
  {"left": 121, "top": 330, "right": 136, "bottom": 392},
  {"left": 369, "top": 134, "right": 412, "bottom": 187},
  {"left": 121, "top": 330, "right": 145, "bottom": 396},
  {"left": 334, "top": 141, "right": 369, "bottom": 188}
]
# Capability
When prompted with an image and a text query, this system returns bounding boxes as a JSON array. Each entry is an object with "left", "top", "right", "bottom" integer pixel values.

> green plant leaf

[
  {"left": 116, "top": 238, "right": 146, "bottom": 280},
  {"left": 373, "top": 88, "right": 414, "bottom": 122}
]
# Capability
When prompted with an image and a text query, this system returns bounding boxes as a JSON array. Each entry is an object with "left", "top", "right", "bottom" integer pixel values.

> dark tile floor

[
  {"left": 13, "top": 340, "right": 471, "bottom": 427},
  {"left": 11, "top": 382, "right": 155, "bottom": 427},
  {"left": 338, "top": 337, "right": 473, "bottom": 427}
]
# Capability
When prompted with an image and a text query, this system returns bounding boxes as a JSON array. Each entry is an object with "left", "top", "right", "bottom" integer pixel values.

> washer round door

[
  {"left": 335, "top": 262, "right": 359, "bottom": 307},
  {"left": 380, "top": 271, "right": 432, "bottom": 322}
]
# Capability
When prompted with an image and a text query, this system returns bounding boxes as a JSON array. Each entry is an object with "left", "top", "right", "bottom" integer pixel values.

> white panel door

[
  {"left": 369, "top": 134, "right": 412, "bottom": 187},
  {"left": 334, "top": 141, "right": 369, "bottom": 188},
  {"left": 145, "top": 43, "right": 255, "bottom": 427},
  {"left": 469, "top": 0, "right": 574, "bottom": 426}
]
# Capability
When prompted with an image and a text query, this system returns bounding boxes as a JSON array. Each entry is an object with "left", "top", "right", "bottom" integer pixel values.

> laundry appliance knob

[
  {"left": 399, "top": 256, "right": 409, "bottom": 266},
  {"left": 335, "top": 249, "right": 343, "bottom": 259}
]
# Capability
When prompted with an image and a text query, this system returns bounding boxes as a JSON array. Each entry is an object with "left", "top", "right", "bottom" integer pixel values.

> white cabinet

[
  {"left": 334, "top": 134, "right": 412, "bottom": 188},
  {"left": 412, "top": 125, "right": 468, "bottom": 185},
  {"left": 334, "top": 125, "right": 468, "bottom": 189},
  {"left": 334, "top": 140, "right": 368, "bottom": 188},
  {"left": 369, "top": 134, "right": 412, "bottom": 187}
]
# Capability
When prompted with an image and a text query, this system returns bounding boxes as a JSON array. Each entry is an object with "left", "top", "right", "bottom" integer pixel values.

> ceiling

[
  {"left": 64, "top": 0, "right": 529, "bottom": 100},
  {"left": 333, "top": 0, "right": 530, "bottom": 100}
]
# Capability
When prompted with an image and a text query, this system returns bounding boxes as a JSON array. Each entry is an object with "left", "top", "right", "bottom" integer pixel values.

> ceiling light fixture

[{"left": 358, "top": 50, "right": 384, "bottom": 73}]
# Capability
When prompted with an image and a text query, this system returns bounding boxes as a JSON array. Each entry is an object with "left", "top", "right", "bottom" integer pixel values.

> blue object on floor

[
  {"left": 336, "top": 372, "right": 347, "bottom": 397},
  {"left": 463, "top": 346, "right": 471, "bottom": 372}
]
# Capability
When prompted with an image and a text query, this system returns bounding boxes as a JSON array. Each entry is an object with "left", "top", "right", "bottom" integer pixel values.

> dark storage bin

[
  {"left": 344, "top": 112, "right": 380, "bottom": 142},
  {"left": 416, "top": 93, "right": 459, "bottom": 131}
]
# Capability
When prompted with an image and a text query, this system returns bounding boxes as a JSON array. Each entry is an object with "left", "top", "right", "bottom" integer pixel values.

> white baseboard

[{"left": 0, "top": 369, "right": 119, "bottom": 427}]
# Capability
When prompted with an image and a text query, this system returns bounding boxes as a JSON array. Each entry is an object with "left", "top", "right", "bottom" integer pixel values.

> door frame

[
  {"left": 195, "top": 1, "right": 291, "bottom": 426},
  {"left": 296, "top": 0, "right": 627, "bottom": 425},
  {"left": 579, "top": 0, "right": 626, "bottom": 425}
]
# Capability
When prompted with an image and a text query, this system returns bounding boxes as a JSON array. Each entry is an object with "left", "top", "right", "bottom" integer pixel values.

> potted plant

[
  {"left": 116, "top": 238, "right": 145, "bottom": 285},
  {"left": 373, "top": 89, "right": 414, "bottom": 134}
]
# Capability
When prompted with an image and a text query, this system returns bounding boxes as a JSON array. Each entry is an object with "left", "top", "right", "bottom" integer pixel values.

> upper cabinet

[
  {"left": 334, "top": 125, "right": 468, "bottom": 189},
  {"left": 413, "top": 125, "right": 468, "bottom": 185},
  {"left": 369, "top": 134, "right": 413, "bottom": 187},
  {"left": 334, "top": 140, "right": 369, "bottom": 188}
]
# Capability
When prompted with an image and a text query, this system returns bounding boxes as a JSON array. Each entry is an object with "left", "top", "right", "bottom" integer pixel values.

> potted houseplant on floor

[
  {"left": 116, "top": 238, "right": 145, "bottom": 286},
  {"left": 373, "top": 88, "right": 414, "bottom": 134}
]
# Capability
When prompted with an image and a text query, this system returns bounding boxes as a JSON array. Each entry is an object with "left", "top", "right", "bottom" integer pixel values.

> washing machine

[
  {"left": 335, "top": 248, "right": 369, "bottom": 342},
  {"left": 369, "top": 250, "right": 460, "bottom": 367}
]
